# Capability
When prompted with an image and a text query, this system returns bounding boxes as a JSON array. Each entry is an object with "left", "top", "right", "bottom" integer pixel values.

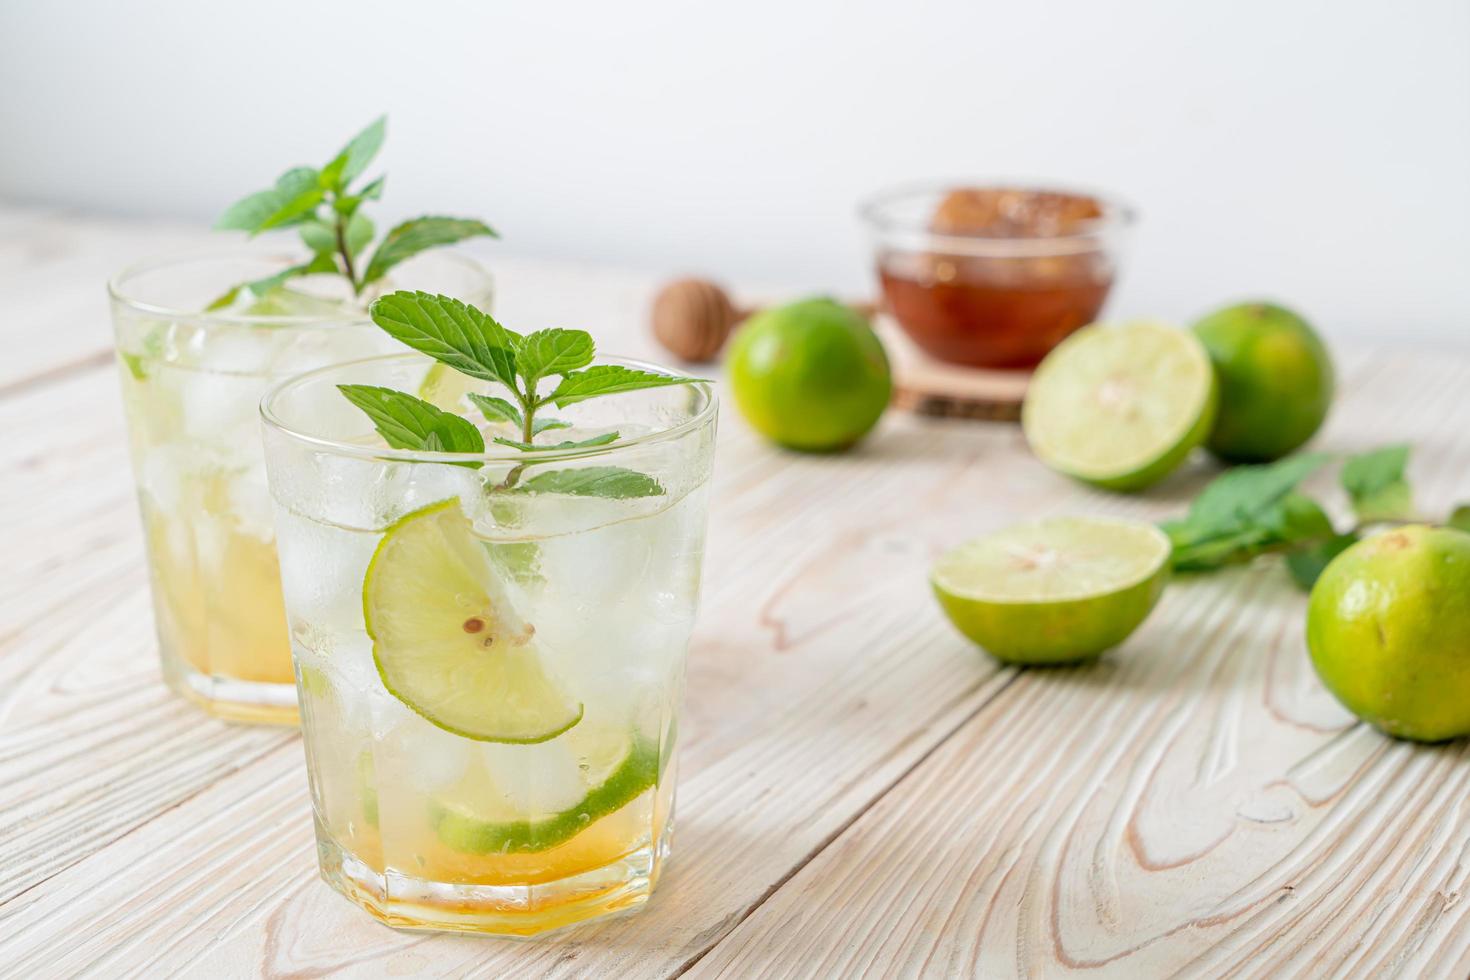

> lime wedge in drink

[
  {"left": 363, "top": 499, "right": 583, "bottom": 743},
  {"left": 430, "top": 725, "right": 660, "bottom": 854},
  {"left": 1022, "top": 321, "right": 1217, "bottom": 491},
  {"left": 931, "top": 516, "right": 1171, "bottom": 664},
  {"left": 243, "top": 284, "right": 347, "bottom": 317},
  {"left": 418, "top": 363, "right": 481, "bottom": 411}
]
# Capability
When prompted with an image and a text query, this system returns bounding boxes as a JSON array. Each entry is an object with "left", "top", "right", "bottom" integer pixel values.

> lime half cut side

[
  {"left": 363, "top": 499, "right": 583, "bottom": 743},
  {"left": 1022, "top": 321, "right": 1217, "bottom": 491},
  {"left": 431, "top": 726, "right": 660, "bottom": 855},
  {"left": 931, "top": 516, "right": 1171, "bottom": 665},
  {"left": 418, "top": 363, "right": 482, "bottom": 412}
]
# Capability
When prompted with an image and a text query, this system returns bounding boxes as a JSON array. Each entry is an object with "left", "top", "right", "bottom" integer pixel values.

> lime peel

[
  {"left": 932, "top": 516, "right": 1171, "bottom": 664},
  {"left": 430, "top": 736, "right": 660, "bottom": 854}
]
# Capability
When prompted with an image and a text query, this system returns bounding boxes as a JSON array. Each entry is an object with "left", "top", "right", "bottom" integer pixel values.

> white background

[{"left": 2, "top": 0, "right": 1467, "bottom": 341}]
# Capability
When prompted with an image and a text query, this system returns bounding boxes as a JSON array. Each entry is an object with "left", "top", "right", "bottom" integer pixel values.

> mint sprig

[
  {"left": 338, "top": 292, "right": 705, "bottom": 498},
  {"left": 211, "top": 116, "right": 496, "bottom": 307},
  {"left": 1162, "top": 444, "right": 1464, "bottom": 589}
]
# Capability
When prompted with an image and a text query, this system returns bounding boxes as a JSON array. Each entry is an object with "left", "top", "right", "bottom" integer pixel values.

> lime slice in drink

[
  {"left": 1022, "top": 321, "right": 1217, "bottom": 491},
  {"left": 430, "top": 725, "right": 660, "bottom": 854},
  {"left": 363, "top": 499, "right": 583, "bottom": 743},
  {"left": 243, "top": 284, "right": 346, "bottom": 317},
  {"left": 418, "top": 363, "right": 481, "bottom": 412},
  {"left": 931, "top": 516, "right": 1171, "bottom": 665}
]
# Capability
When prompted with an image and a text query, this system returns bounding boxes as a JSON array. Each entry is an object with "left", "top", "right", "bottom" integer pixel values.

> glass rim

[
  {"left": 857, "top": 179, "right": 1137, "bottom": 257},
  {"left": 261, "top": 351, "right": 719, "bottom": 466},
  {"left": 108, "top": 245, "right": 493, "bottom": 327}
]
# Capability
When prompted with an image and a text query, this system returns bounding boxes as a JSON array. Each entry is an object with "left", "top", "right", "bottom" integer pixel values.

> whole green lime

[
  {"left": 1306, "top": 525, "right": 1470, "bottom": 742},
  {"left": 727, "top": 298, "right": 890, "bottom": 451},
  {"left": 1192, "top": 301, "right": 1333, "bottom": 462}
]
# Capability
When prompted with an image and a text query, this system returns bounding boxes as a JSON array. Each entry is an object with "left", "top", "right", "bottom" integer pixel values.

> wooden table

[{"left": 2, "top": 204, "right": 1469, "bottom": 979}]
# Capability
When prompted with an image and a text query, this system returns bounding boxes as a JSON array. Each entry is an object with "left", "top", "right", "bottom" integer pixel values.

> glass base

[
  {"left": 166, "top": 664, "right": 299, "bottom": 726},
  {"left": 316, "top": 826, "right": 670, "bottom": 937}
]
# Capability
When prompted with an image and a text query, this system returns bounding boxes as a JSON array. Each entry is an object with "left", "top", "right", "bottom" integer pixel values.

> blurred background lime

[
  {"left": 1306, "top": 525, "right": 1470, "bottom": 742},
  {"left": 931, "top": 516, "right": 1171, "bottom": 664},
  {"left": 726, "top": 298, "right": 890, "bottom": 452},
  {"left": 1192, "top": 301, "right": 1334, "bottom": 462},
  {"left": 1021, "top": 321, "right": 1217, "bottom": 492}
]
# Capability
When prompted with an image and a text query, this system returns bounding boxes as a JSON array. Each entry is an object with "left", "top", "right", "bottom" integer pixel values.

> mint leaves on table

[
  {"left": 339, "top": 291, "right": 703, "bottom": 497},
  {"left": 1162, "top": 443, "right": 1466, "bottom": 590},
  {"left": 210, "top": 116, "right": 495, "bottom": 308}
]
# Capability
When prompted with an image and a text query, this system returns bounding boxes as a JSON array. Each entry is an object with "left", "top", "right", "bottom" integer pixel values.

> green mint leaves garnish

[
  {"left": 337, "top": 291, "right": 704, "bottom": 497},
  {"left": 1340, "top": 444, "right": 1413, "bottom": 522},
  {"left": 1162, "top": 444, "right": 1464, "bottom": 589},
  {"left": 211, "top": 116, "right": 496, "bottom": 307},
  {"left": 515, "top": 467, "right": 665, "bottom": 499},
  {"left": 337, "top": 384, "right": 485, "bottom": 465}
]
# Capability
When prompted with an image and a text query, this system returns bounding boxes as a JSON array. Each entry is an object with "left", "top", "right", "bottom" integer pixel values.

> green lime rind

[
  {"left": 1306, "top": 525, "right": 1470, "bottom": 743},
  {"left": 931, "top": 517, "right": 1171, "bottom": 665},
  {"left": 429, "top": 739, "right": 660, "bottom": 855},
  {"left": 727, "top": 297, "right": 891, "bottom": 453},
  {"left": 363, "top": 498, "right": 584, "bottom": 745},
  {"left": 1192, "top": 301, "right": 1334, "bottom": 463},
  {"left": 1022, "top": 321, "right": 1218, "bottom": 492}
]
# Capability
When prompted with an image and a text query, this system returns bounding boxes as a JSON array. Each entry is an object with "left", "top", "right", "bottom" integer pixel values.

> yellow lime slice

[
  {"left": 417, "top": 362, "right": 482, "bottom": 412},
  {"left": 1022, "top": 321, "right": 1217, "bottom": 491},
  {"left": 931, "top": 516, "right": 1171, "bottom": 664},
  {"left": 363, "top": 499, "right": 583, "bottom": 743},
  {"left": 430, "top": 724, "right": 660, "bottom": 854}
]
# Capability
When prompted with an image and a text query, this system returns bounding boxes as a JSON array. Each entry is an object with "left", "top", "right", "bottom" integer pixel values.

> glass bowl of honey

[{"left": 860, "top": 183, "right": 1135, "bottom": 369}]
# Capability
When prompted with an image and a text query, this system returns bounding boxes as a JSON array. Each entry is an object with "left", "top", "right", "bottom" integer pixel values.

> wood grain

[
  {"left": 2, "top": 208, "right": 1468, "bottom": 978},
  {"left": 687, "top": 348, "right": 1470, "bottom": 980}
]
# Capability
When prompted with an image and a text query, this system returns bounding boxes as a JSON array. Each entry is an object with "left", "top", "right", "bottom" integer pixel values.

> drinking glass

[{"left": 261, "top": 352, "right": 717, "bottom": 934}]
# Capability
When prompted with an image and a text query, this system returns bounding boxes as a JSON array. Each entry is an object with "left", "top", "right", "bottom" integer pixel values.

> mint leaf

[
  {"left": 1449, "top": 505, "right": 1470, "bottom": 534},
  {"left": 1162, "top": 454, "right": 1334, "bottom": 571},
  {"left": 346, "top": 212, "right": 374, "bottom": 257},
  {"left": 1342, "top": 444, "right": 1413, "bottom": 522},
  {"left": 1167, "top": 453, "right": 1332, "bottom": 547},
  {"left": 357, "top": 175, "right": 386, "bottom": 201},
  {"left": 204, "top": 284, "right": 244, "bottom": 312},
  {"left": 216, "top": 188, "right": 286, "bottom": 232},
  {"left": 258, "top": 168, "right": 325, "bottom": 231},
  {"left": 468, "top": 393, "right": 523, "bottom": 427},
  {"left": 548, "top": 365, "right": 703, "bottom": 408},
  {"left": 369, "top": 291, "right": 520, "bottom": 389},
  {"left": 338, "top": 384, "right": 484, "bottom": 462},
  {"left": 515, "top": 466, "right": 663, "bottom": 499},
  {"left": 299, "top": 219, "right": 336, "bottom": 254},
  {"left": 532, "top": 417, "right": 572, "bottom": 435},
  {"left": 517, "top": 329, "right": 595, "bottom": 385},
  {"left": 321, "top": 115, "right": 385, "bottom": 191},
  {"left": 492, "top": 432, "right": 619, "bottom": 452},
  {"left": 362, "top": 217, "right": 498, "bottom": 285},
  {"left": 1286, "top": 534, "right": 1358, "bottom": 591},
  {"left": 304, "top": 252, "right": 338, "bottom": 275}
]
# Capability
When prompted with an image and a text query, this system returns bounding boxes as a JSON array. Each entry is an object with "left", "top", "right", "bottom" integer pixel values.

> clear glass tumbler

[
  {"left": 261, "top": 352, "right": 717, "bottom": 935},
  {"left": 110, "top": 250, "right": 492, "bottom": 724}
]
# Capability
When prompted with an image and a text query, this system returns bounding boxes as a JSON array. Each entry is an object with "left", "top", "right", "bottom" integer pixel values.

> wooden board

[
  {"left": 1, "top": 206, "right": 1468, "bottom": 978},
  {"left": 879, "top": 318, "right": 1031, "bottom": 423}
]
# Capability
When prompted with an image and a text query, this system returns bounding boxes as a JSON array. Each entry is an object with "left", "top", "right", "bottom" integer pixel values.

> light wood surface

[{"left": 1, "top": 204, "right": 1468, "bottom": 979}]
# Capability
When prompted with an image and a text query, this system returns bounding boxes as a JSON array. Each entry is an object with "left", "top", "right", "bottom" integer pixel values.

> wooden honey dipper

[{"left": 650, "top": 277, "right": 878, "bottom": 364}]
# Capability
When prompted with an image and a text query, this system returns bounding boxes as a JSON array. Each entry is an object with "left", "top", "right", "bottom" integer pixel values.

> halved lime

[
  {"left": 430, "top": 725, "right": 660, "bottom": 854},
  {"left": 417, "top": 363, "right": 481, "bottom": 412},
  {"left": 1022, "top": 321, "right": 1217, "bottom": 491},
  {"left": 932, "top": 516, "right": 1171, "bottom": 664},
  {"left": 363, "top": 499, "right": 583, "bottom": 743}
]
